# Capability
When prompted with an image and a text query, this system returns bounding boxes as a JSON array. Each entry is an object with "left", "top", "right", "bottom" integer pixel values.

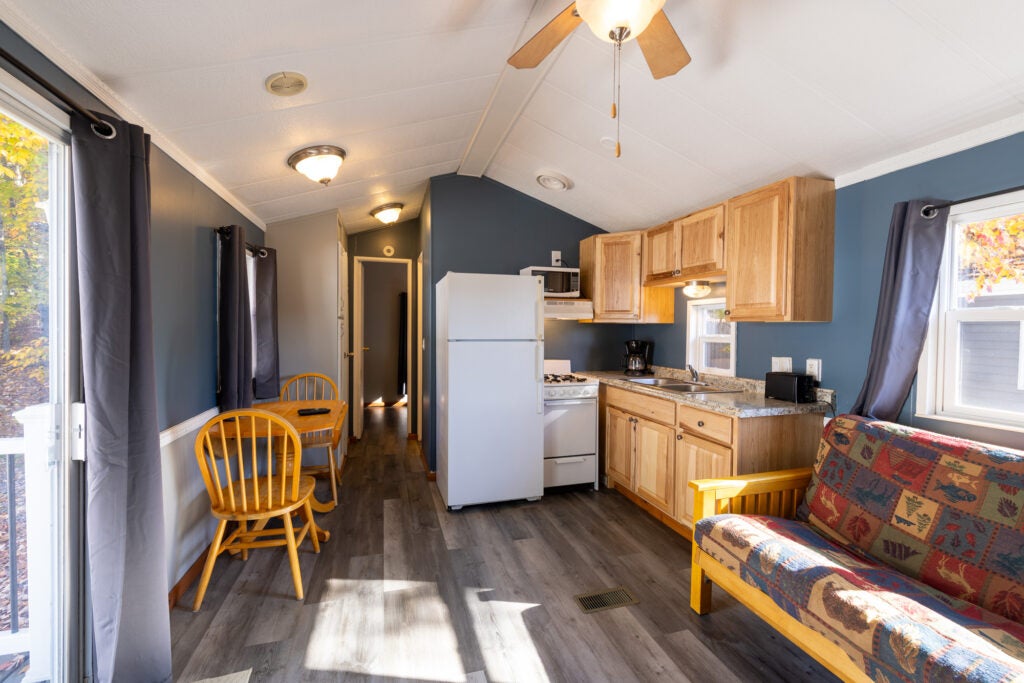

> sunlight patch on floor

[
  {"left": 304, "top": 578, "right": 466, "bottom": 681},
  {"left": 464, "top": 588, "right": 548, "bottom": 683}
]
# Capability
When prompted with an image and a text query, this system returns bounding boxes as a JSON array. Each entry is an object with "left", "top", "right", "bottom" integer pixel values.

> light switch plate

[{"left": 771, "top": 356, "right": 792, "bottom": 372}]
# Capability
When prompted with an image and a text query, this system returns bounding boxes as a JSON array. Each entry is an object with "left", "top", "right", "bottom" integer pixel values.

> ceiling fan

[{"left": 507, "top": 0, "right": 691, "bottom": 80}]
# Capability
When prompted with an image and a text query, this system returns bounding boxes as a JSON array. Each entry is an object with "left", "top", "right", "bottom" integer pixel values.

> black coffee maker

[{"left": 624, "top": 340, "right": 653, "bottom": 376}]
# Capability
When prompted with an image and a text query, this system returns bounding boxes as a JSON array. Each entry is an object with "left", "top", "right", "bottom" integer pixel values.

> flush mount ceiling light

[
  {"left": 682, "top": 280, "right": 712, "bottom": 298},
  {"left": 264, "top": 71, "right": 308, "bottom": 97},
  {"left": 536, "top": 171, "right": 573, "bottom": 191},
  {"left": 371, "top": 203, "right": 403, "bottom": 225},
  {"left": 287, "top": 145, "right": 346, "bottom": 186}
]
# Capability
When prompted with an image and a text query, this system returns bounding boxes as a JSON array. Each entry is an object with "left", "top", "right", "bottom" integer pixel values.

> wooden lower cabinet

[
  {"left": 602, "top": 383, "right": 823, "bottom": 537},
  {"left": 674, "top": 432, "right": 731, "bottom": 526},
  {"left": 634, "top": 418, "right": 675, "bottom": 513},
  {"left": 606, "top": 406, "right": 635, "bottom": 489}
]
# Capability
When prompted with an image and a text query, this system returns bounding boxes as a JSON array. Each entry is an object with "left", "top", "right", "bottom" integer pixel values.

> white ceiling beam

[{"left": 457, "top": 0, "right": 574, "bottom": 178}]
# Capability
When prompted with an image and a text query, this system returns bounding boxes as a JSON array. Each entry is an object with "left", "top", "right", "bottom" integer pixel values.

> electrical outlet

[
  {"left": 806, "top": 358, "right": 822, "bottom": 382},
  {"left": 551, "top": 250, "right": 562, "bottom": 267},
  {"left": 771, "top": 356, "right": 792, "bottom": 372}
]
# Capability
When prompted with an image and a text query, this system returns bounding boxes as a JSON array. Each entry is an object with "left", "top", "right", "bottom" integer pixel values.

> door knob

[
  {"left": 362, "top": 346, "right": 370, "bottom": 351},
  {"left": 344, "top": 352, "right": 355, "bottom": 358}
]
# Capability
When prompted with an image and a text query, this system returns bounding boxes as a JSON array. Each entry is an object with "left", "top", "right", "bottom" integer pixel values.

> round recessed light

[
  {"left": 599, "top": 136, "right": 617, "bottom": 150},
  {"left": 265, "top": 71, "right": 308, "bottom": 97},
  {"left": 536, "top": 171, "right": 573, "bottom": 191}
]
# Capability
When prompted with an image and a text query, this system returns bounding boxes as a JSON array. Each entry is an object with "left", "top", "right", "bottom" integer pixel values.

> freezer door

[
  {"left": 443, "top": 272, "right": 542, "bottom": 341},
  {"left": 444, "top": 340, "right": 544, "bottom": 507}
]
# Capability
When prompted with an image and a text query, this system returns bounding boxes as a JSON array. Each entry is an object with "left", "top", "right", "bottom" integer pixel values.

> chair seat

[{"left": 210, "top": 475, "right": 317, "bottom": 520}]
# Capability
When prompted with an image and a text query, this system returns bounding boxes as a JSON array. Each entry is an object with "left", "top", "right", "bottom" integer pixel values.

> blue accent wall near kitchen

[
  {"left": 1, "top": 21, "right": 262, "bottom": 430},
  {"left": 421, "top": 173, "right": 633, "bottom": 469}
]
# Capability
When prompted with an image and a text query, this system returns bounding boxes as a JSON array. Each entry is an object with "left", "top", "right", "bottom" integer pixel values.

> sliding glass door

[{"left": 0, "top": 78, "right": 81, "bottom": 682}]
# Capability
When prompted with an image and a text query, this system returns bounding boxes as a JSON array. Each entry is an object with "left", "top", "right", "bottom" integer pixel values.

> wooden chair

[
  {"left": 192, "top": 409, "right": 321, "bottom": 611},
  {"left": 280, "top": 373, "right": 343, "bottom": 505}
]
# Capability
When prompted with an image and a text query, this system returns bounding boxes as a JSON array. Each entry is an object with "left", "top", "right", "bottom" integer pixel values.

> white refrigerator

[{"left": 436, "top": 272, "right": 545, "bottom": 509}]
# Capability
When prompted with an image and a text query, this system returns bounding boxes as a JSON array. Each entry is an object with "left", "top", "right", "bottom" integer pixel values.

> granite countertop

[{"left": 578, "top": 367, "right": 835, "bottom": 419}]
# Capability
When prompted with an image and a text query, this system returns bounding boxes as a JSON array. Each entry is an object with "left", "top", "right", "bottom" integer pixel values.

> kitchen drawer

[
  {"left": 677, "top": 405, "right": 733, "bottom": 446},
  {"left": 605, "top": 386, "right": 675, "bottom": 425},
  {"left": 544, "top": 455, "right": 598, "bottom": 488}
]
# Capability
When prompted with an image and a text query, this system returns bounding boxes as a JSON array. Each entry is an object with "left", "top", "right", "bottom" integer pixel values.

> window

[
  {"left": 0, "top": 72, "right": 77, "bottom": 681},
  {"left": 918, "top": 190, "right": 1024, "bottom": 431},
  {"left": 686, "top": 297, "right": 735, "bottom": 376}
]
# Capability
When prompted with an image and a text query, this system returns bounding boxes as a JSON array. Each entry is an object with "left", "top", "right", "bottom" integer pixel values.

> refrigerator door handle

[
  {"left": 535, "top": 343, "right": 544, "bottom": 414},
  {"left": 535, "top": 281, "right": 544, "bottom": 340}
]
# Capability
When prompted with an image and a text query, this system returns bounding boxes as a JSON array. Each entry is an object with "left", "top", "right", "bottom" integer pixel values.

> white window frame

[
  {"left": 916, "top": 188, "right": 1024, "bottom": 434},
  {"left": 686, "top": 297, "right": 735, "bottom": 377}
]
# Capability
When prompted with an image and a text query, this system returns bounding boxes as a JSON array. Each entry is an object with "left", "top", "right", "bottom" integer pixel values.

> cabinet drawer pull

[
  {"left": 697, "top": 420, "right": 705, "bottom": 427},
  {"left": 555, "top": 457, "right": 587, "bottom": 465}
]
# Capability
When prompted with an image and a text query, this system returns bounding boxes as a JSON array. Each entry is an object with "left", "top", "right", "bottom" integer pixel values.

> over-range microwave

[{"left": 520, "top": 266, "right": 580, "bottom": 298}]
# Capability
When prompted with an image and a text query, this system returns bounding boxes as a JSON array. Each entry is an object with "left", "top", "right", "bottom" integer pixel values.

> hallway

[{"left": 170, "top": 407, "right": 829, "bottom": 682}]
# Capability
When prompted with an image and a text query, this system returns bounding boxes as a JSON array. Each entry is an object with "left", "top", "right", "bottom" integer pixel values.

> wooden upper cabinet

[
  {"left": 581, "top": 232, "right": 673, "bottom": 323},
  {"left": 643, "top": 221, "right": 682, "bottom": 283},
  {"left": 678, "top": 204, "right": 725, "bottom": 278},
  {"left": 725, "top": 177, "right": 834, "bottom": 322}
]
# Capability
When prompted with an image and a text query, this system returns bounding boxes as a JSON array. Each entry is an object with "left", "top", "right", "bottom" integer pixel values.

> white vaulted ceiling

[{"left": 2, "top": 0, "right": 1023, "bottom": 234}]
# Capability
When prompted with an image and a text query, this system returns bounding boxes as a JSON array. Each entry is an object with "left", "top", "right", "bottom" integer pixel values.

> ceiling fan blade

[
  {"left": 507, "top": 3, "right": 582, "bottom": 69},
  {"left": 636, "top": 10, "right": 691, "bottom": 79}
]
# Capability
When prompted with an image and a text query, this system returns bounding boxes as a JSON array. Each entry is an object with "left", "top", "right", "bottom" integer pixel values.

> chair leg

[
  {"left": 239, "top": 520, "right": 248, "bottom": 561},
  {"left": 282, "top": 511, "right": 304, "bottom": 601},
  {"left": 193, "top": 519, "right": 228, "bottom": 611},
  {"left": 326, "top": 445, "right": 339, "bottom": 505},
  {"left": 303, "top": 500, "right": 321, "bottom": 553}
]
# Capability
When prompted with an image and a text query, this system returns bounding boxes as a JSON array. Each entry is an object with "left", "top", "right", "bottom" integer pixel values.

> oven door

[{"left": 543, "top": 399, "right": 598, "bottom": 458}]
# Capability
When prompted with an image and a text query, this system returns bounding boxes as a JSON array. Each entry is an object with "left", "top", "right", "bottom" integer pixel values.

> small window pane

[
  {"left": 702, "top": 342, "right": 732, "bottom": 371},
  {"left": 700, "top": 306, "right": 731, "bottom": 335},
  {"left": 957, "top": 320, "right": 1024, "bottom": 411},
  {"left": 955, "top": 214, "right": 1024, "bottom": 309}
]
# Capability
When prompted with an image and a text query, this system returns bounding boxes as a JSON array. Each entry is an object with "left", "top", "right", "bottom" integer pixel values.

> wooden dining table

[{"left": 255, "top": 399, "right": 348, "bottom": 515}]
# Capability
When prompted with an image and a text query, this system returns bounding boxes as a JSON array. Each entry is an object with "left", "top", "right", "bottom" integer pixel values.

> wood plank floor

[{"left": 171, "top": 407, "right": 835, "bottom": 682}]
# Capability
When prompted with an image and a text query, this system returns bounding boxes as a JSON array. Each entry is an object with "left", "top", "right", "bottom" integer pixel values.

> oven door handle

[{"left": 544, "top": 399, "right": 596, "bottom": 406}]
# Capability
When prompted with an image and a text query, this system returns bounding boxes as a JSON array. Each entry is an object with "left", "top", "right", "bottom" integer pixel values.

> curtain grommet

[
  {"left": 91, "top": 121, "right": 117, "bottom": 140},
  {"left": 920, "top": 204, "right": 938, "bottom": 219}
]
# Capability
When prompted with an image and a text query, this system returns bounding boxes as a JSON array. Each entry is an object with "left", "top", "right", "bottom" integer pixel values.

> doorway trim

[{"left": 352, "top": 256, "right": 413, "bottom": 439}]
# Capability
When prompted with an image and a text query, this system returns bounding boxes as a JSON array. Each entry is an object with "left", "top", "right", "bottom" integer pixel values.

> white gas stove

[{"left": 542, "top": 360, "right": 599, "bottom": 490}]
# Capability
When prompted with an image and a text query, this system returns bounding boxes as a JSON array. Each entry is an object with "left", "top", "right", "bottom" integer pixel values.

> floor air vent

[{"left": 574, "top": 586, "right": 638, "bottom": 613}]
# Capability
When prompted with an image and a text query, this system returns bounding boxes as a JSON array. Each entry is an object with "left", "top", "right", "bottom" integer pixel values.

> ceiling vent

[{"left": 265, "top": 72, "right": 308, "bottom": 97}]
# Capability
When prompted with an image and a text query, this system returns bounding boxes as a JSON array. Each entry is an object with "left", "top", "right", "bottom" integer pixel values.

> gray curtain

[
  {"left": 851, "top": 199, "right": 949, "bottom": 421},
  {"left": 217, "top": 225, "right": 253, "bottom": 409},
  {"left": 252, "top": 247, "right": 280, "bottom": 398},
  {"left": 71, "top": 112, "right": 171, "bottom": 682}
]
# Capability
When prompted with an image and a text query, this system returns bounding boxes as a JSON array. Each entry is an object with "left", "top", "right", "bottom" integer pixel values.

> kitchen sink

[
  {"left": 625, "top": 377, "right": 686, "bottom": 386},
  {"left": 625, "top": 377, "right": 740, "bottom": 394}
]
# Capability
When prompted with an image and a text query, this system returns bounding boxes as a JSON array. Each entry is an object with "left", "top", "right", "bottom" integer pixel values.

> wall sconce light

[
  {"left": 287, "top": 145, "right": 346, "bottom": 186},
  {"left": 371, "top": 203, "right": 403, "bottom": 225},
  {"left": 682, "top": 280, "right": 712, "bottom": 298}
]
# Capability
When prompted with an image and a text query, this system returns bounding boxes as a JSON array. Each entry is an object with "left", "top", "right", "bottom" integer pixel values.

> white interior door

[
  {"left": 416, "top": 253, "right": 423, "bottom": 440},
  {"left": 353, "top": 259, "right": 365, "bottom": 439}
]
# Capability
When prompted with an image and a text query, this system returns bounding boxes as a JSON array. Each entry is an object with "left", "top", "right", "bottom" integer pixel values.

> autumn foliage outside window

[{"left": 957, "top": 212, "right": 1024, "bottom": 304}]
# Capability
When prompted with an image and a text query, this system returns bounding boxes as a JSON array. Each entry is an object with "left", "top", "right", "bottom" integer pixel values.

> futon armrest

[{"left": 690, "top": 467, "right": 813, "bottom": 526}]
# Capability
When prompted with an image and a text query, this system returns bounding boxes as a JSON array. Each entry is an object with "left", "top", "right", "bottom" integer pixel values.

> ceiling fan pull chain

[
  {"left": 610, "top": 40, "right": 617, "bottom": 120},
  {"left": 615, "top": 39, "right": 622, "bottom": 158}
]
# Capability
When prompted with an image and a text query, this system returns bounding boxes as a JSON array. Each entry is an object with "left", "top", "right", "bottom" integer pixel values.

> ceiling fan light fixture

[
  {"left": 371, "top": 203, "right": 403, "bottom": 225},
  {"left": 575, "top": 0, "right": 666, "bottom": 43},
  {"left": 682, "top": 280, "right": 712, "bottom": 298},
  {"left": 288, "top": 145, "right": 346, "bottom": 186}
]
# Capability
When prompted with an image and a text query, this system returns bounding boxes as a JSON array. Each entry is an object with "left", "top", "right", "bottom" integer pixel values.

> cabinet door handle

[
  {"left": 676, "top": 434, "right": 683, "bottom": 440},
  {"left": 697, "top": 420, "right": 705, "bottom": 427},
  {"left": 673, "top": 269, "right": 681, "bottom": 276},
  {"left": 723, "top": 310, "right": 731, "bottom": 316}
]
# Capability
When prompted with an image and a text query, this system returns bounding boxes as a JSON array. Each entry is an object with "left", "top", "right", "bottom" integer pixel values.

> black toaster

[{"left": 764, "top": 372, "right": 818, "bottom": 403}]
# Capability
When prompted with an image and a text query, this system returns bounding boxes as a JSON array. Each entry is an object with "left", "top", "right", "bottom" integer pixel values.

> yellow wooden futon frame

[{"left": 689, "top": 468, "right": 869, "bottom": 683}]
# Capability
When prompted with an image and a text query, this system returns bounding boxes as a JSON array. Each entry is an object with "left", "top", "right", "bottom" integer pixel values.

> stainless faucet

[{"left": 686, "top": 364, "right": 699, "bottom": 382}]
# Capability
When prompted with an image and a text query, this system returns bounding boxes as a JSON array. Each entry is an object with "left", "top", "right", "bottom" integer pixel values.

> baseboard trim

[
  {"left": 160, "top": 407, "right": 219, "bottom": 449},
  {"left": 168, "top": 548, "right": 208, "bottom": 610}
]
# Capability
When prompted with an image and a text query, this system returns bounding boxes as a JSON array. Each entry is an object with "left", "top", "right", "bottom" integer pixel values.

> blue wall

[
  {"left": 421, "top": 174, "right": 633, "bottom": 468},
  {"left": 1, "top": 21, "right": 262, "bottom": 430}
]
